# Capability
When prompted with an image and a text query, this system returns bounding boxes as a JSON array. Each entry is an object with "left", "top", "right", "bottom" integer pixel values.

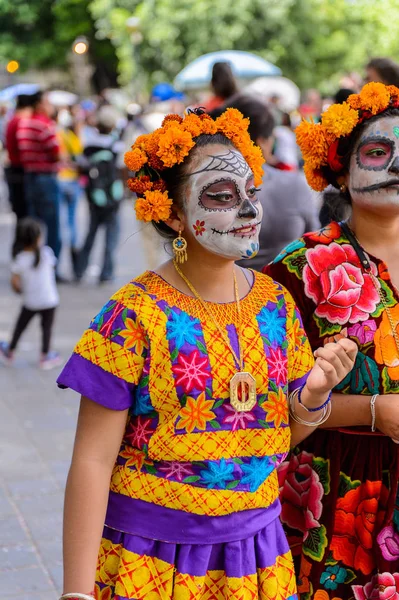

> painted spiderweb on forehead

[{"left": 191, "top": 151, "right": 251, "bottom": 178}]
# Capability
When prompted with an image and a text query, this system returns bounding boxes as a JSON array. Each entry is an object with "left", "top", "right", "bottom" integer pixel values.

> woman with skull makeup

[
  {"left": 265, "top": 82, "right": 399, "bottom": 598},
  {"left": 56, "top": 109, "right": 356, "bottom": 600}
]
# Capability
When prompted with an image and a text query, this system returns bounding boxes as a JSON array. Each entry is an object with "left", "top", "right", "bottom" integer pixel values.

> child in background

[{"left": 0, "top": 218, "right": 62, "bottom": 370}]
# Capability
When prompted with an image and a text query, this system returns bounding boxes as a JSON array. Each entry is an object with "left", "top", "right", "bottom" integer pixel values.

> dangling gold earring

[
  {"left": 172, "top": 229, "right": 187, "bottom": 263},
  {"left": 340, "top": 184, "right": 347, "bottom": 194}
]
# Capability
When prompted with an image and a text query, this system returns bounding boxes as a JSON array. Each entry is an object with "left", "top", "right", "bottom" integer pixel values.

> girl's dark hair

[
  {"left": 210, "top": 93, "right": 275, "bottom": 142},
  {"left": 320, "top": 106, "right": 399, "bottom": 223},
  {"left": 211, "top": 62, "right": 238, "bottom": 100},
  {"left": 152, "top": 133, "right": 234, "bottom": 240},
  {"left": 12, "top": 217, "right": 42, "bottom": 267}
]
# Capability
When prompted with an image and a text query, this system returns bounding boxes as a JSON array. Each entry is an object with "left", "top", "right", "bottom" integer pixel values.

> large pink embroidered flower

[
  {"left": 303, "top": 243, "right": 380, "bottom": 325},
  {"left": 348, "top": 320, "right": 377, "bottom": 345},
  {"left": 278, "top": 450, "right": 323, "bottom": 540},
  {"left": 378, "top": 525, "right": 399, "bottom": 562},
  {"left": 353, "top": 572, "right": 399, "bottom": 600}
]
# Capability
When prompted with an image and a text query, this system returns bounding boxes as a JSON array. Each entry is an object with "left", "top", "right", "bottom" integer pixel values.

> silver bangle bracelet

[
  {"left": 60, "top": 594, "right": 95, "bottom": 600},
  {"left": 289, "top": 388, "right": 332, "bottom": 427},
  {"left": 370, "top": 394, "right": 379, "bottom": 432}
]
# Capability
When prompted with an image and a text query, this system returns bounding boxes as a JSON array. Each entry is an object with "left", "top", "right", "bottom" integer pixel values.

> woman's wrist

[{"left": 299, "top": 384, "right": 330, "bottom": 411}]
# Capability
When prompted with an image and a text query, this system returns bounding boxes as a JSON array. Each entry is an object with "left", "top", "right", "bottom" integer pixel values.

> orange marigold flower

[
  {"left": 216, "top": 107, "right": 250, "bottom": 135},
  {"left": 347, "top": 94, "right": 362, "bottom": 110},
  {"left": 243, "top": 144, "right": 264, "bottom": 187},
  {"left": 152, "top": 179, "right": 167, "bottom": 192},
  {"left": 157, "top": 126, "right": 195, "bottom": 168},
  {"left": 181, "top": 113, "right": 204, "bottom": 137},
  {"left": 303, "top": 163, "right": 329, "bottom": 192},
  {"left": 124, "top": 148, "right": 148, "bottom": 172},
  {"left": 387, "top": 85, "right": 399, "bottom": 100},
  {"left": 296, "top": 121, "right": 331, "bottom": 167},
  {"left": 359, "top": 82, "right": 391, "bottom": 115},
  {"left": 135, "top": 190, "right": 172, "bottom": 223},
  {"left": 200, "top": 116, "right": 218, "bottom": 135},
  {"left": 162, "top": 114, "right": 183, "bottom": 127},
  {"left": 132, "top": 134, "right": 148, "bottom": 152},
  {"left": 321, "top": 103, "right": 359, "bottom": 137},
  {"left": 127, "top": 176, "right": 153, "bottom": 195}
]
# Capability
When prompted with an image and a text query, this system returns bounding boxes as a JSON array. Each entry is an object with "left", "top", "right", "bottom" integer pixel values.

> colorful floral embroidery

[
  {"left": 241, "top": 456, "right": 274, "bottom": 492},
  {"left": 303, "top": 243, "right": 380, "bottom": 325},
  {"left": 166, "top": 309, "right": 202, "bottom": 348},
  {"left": 347, "top": 320, "right": 377, "bottom": 345},
  {"left": 258, "top": 306, "right": 286, "bottom": 345},
  {"left": 331, "top": 480, "right": 389, "bottom": 575},
  {"left": 352, "top": 572, "right": 399, "bottom": 600},
  {"left": 200, "top": 458, "right": 236, "bottom": 489},
  {"left": 263, "top": 387, "right": 289, "bottom": 428},
  {"left": 267, "top": 347, "right": 288, "bottom": 386},
  {"left": 305, "top": 222, "right": 342, "bottom": 244},
  {"left": 378, "top": 525, "right": 399, "bottom": 562},
  {"left": 321, "top": 565, "right": 348, "bottom": 590},
  {"left": 172, "top": 349, "right": 209, "bottom": 393},
  {"left": 221, "top": 404, "right": 257, "bottom": 431},
  {"left": 119, "top": 317, "right": 147, "bottom": 354},
  {"left": 374, "top": 304, "right": 399, "bottom": 379},
  {"left": 177, "top": 392, "right": 216, "bottom": 433}
]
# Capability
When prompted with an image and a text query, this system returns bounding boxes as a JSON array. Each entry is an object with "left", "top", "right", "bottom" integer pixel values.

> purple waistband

[{"left": 105, "top": 491, "right": 281, "bottom": 544}]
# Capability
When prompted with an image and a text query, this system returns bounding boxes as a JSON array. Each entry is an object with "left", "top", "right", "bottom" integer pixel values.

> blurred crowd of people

[{"left": 1, "top": 54, "right": 399, "bottom": 367}]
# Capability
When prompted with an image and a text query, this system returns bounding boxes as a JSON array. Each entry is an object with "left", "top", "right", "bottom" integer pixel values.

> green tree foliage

[
  {"left": 89, "top": 0, "right": 399, "bottom": 91},
  {"left": 0, "top": 0, "right": 117, "bottom": 88}
]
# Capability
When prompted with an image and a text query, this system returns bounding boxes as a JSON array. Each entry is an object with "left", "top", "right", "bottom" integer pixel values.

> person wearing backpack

[{"left": 75, "top": 106, "right": 124, "bottom": 284}]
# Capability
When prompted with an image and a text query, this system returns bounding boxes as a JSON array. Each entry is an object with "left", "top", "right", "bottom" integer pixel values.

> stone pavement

[{"left": 0, "top": 199, "right": 167, "bottom": 599}]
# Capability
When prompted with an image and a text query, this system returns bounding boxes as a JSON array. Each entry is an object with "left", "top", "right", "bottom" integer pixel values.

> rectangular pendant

[{"left": 230, "top": 372, "right": 257, "bottom": 413}]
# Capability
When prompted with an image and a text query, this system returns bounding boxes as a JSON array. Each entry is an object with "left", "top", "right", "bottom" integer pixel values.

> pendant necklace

[{"left": 173, "top": 260, "right": 257, "bottom": 413}]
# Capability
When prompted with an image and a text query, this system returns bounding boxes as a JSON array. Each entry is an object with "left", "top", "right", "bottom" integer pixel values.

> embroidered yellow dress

[{"left": 58, "top": 270, "right": 314, "bottom": 600}]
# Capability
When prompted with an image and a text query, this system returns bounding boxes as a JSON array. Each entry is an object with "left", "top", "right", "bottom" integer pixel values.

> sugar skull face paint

[
  {"left": 348, "top": 116, "right": 399, "bottom": 208},
  {"left": 184, "top": 145, "right": 263, "bottom": 260}
]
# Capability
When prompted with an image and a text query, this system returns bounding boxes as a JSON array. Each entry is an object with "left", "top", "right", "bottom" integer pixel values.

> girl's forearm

[{"left": 63, "top": 458, "right": 113, "bottom": 594}]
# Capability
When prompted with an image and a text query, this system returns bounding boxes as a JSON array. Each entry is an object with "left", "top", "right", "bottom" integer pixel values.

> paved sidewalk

[{"left": 0, "top": 201, "right": 167, "bottom": 599}]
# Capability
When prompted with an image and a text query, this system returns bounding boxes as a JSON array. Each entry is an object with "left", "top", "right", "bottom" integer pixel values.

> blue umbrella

[
  {"left": 0, "top": 83, "right": 40, "bottom": 102},
  {"left": 174, "top": 50, "right": 281, "bottom": 90}
]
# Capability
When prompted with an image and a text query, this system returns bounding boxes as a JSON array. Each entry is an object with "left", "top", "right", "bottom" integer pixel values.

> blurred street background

[{"left": 2, "top": 0, "right": 399, "bottom": 597}]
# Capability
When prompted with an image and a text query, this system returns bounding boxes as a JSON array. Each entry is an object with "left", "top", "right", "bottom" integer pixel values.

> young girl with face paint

[
  {"left": 265, "top": 83, "right": 399, "bottom": 599},
  {"left": 56, "top": 109, "right": 356, "bottom": 600}
]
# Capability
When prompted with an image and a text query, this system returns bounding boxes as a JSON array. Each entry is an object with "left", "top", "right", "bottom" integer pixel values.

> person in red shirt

[
  {"left": 4, "top": 94, "right": 34, "bottom": 220},
  {"left": 17, "top": 91, "right": 61, "bottom": 258}
]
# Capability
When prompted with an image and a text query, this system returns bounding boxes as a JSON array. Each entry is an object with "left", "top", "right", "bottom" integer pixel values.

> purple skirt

[{"left": 94, "top": 494, "right": 298, "bottom": 599}]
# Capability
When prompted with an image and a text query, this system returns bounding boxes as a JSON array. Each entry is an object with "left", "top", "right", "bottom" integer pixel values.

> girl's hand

[{"left": 304, "top": 338, "right": 358, "bottom": 406}]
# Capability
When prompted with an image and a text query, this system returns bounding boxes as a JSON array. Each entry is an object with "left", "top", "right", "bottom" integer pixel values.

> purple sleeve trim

[
  {"left": 288, "top": 371, "right": 310, "bottom": 394},
  {"left": 57, "top": 353, "right": 135, "bottom": 411}
]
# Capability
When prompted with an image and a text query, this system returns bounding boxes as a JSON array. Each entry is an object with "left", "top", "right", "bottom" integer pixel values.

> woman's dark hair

[
  {"left": 12, "top": 217, "right": 42, "bottom": 267},
  {"left": 320, "top": 106, "right": 399, "bottom": 223},
  {"left": 367, "top": 57, "right": 399, "bottom": 88},
  {"left": 152, "top": 133, "right": 234, "bottom": 240},
  {"left": 211, "top": 62, "right": 238, "bottom": 100},
  {"left": 210, "top": 93, "right": 275, "bottom": 143}
]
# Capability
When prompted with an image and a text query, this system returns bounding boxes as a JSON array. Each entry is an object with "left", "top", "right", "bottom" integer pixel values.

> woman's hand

[{"left": 303, "top": 338, "right": 358, "bottom": 409}]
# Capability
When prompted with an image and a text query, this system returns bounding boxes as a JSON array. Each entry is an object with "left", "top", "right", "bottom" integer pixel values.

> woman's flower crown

[
  {"left": 124, "top": 108, "right": 264, "bottom": 223},
  {"left": 297, "top": 82, "right": 399, "bottom": 192}
]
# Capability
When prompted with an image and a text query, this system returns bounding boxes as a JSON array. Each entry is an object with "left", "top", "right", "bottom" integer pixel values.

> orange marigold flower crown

[
  {"left": 297, "top": 82, "right": 399, "bottom": 192},
  {"left": 124, "top": 108, "right": 264, "bottom": 223}
]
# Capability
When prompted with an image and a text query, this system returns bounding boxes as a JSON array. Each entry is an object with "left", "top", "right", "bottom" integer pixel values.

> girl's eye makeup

[
  {"left": 357, "top": 140, "right": 393, "bottom": 170},
  {"left": 200, "top": 180, "right": 240, "bottom": 210}
]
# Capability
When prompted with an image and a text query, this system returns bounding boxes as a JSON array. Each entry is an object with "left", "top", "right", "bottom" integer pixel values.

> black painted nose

[
  {"left": 238, "top": 199, "right": 257, "bottom": 219},
  {"left": 389, "top": 156, "right": 399, "bottom": 174}
]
